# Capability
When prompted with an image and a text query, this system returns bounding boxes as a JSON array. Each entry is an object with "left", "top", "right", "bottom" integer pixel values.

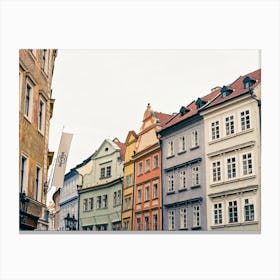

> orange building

[{"left": 133, "top": 104, "right": 171, "bottom": 231}]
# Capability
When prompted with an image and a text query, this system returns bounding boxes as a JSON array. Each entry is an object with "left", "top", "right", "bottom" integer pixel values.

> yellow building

[
  {"left": 19, "top": 49, "right": 57, "bottom": 230},
  {"left": 121, "top": 131, "right": 138, "bottom": 230}
]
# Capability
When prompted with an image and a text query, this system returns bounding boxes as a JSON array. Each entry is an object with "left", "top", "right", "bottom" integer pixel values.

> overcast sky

[{"left": 48, "top": 49, "right": 260, "bottom": 178}]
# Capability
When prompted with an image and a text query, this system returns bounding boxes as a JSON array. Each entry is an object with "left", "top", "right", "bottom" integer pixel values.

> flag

[{"left": 51, "top": 132, "right": 73, "bottom": 188}]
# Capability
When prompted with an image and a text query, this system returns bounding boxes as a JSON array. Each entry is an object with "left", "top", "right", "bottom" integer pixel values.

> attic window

[
  {"left": 243, "top": 76, "right": 256, "bottom": 89},
  {"left": 195, "top": 97, "right": 206, "bottom": 109},
  {"left": 221, "top": 86, "right": 233, "bottom": 98},
  {"left": 179, "top": 106, "right": 189, "bottom": 116},
  {"left": 105, "top": 147, "right": 109, "bottom": 152}
]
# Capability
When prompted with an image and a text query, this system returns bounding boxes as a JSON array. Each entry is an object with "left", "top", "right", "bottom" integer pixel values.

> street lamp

[
  {"left": 19, "top": 192, "right": 29, "bottom": 224},
  {"left": 64, "top": 213, "right": 77, "bottom": 231}
]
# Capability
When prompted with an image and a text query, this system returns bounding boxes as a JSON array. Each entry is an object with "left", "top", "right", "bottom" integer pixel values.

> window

[
  {"left": 83, "top": 199, "right": 88, "bottom": 211},
  {"left": 228, "top": 201, "right": 238, "bottom": 223},
  {"left": 192, "top": 166, "right": 200, "bottom": 186},
  {"left": 179, "top": 136, "right": 186, "bottom": 152},
  {"left": 89, "top": 197, "right": 94, "bottom": 210},
  {"left": 114, "top": 190, "right": 121, "bottom": 206},
  {"left": 179, "top": 170, "right": 186, "bottom": 189},
  {"left": 168, "top": 210, "right": 175, "bottom": 230},
  {"left": 227, "top": 157, "right": 236, "bottom": 179},
  {"left": 242, "top": 153, "right": 253, "bottom": 176},
  {"left": 244, "top": 198, "right": 255, "bottom": 221},
  {"left": 240, "top": 110, "right": 251, "bottom": 131},
  {"left": 138, "top": 162, "right": 143, "bottom": 175},
  {"left": 144, "top": 216, "right": 149, "bottom": 231},
  {"left": 191, "top": 130, "right": 199, "bottom": 148},
  {"left": 126, "top": 174, "right": 133, "bottom": 187},
  {"left": 124, "top": 196, "right": 131, "bottom": 210},
  {"left": 25, "top": 83, "right": 32, "bottom": 118},
  {"left": 167, "top": 141, "right": 174, "bottom": 157},
  {"left": 225, "top": 115, "right": 235, "bottom": 136},
  {"left": 20, "top": 155, "right": 28, "bottom": 193},
  {"left": 153, "top": 214, "right": 158, "bottom": 230},
  {"left": 38, "top": 99, "right": 45, "bottom": 133},
  {"left": 100, "top": 167, "right": 105, "bottom": 179},
  {"left": 153, "top": 183, "right": 158, "bottom": 199},
  {"left": 153, "top": 155, "right": 159, "bottom": 169},
  {"left": 123, "top": 220, "right": 130, "bottom": 231},
  {"left": 96, "top": 224, "right": 107, "bottom": 231},
  {"left": 96, "top": 196, "right": 102, "bottom": 209},
  {"left": 137, "top": 188, "right": 142, "bottom": 204},
  {"left": 168, "top": 173, "right": 174, "bottom": 192},
  {"left": 112, "top": 222, "right": 121, "bottom": 231},
  {"left": 102, "top": 194, "right": 108, "bottom": 208},
  {"left": 212, "top": 161, "right": 221, "bottom": 182},
  {"left": 42, "top": 49, "right": 48, "bottom": 73},
  {"left": 180, "top": 208, "right": 187, "bottom": 229},
  {"left": 106, "top": 166, "right": 111, "bottom": 177},
  {"left": 35, "top": 166, "right": 41, "bottom": 201},
  {"left": 144, "top": 185, "right": 150, "bottom": 201},
  {"left": 214, "top": 203, "right": 223, "bottom": 225},
  {"left": 136, "top": 217, "right": 141, "bottom": 230},
  {"left": 145, "top": 158, "right": 150, "bottom": 172},
  {"left": 211, "top": 121, "right": 220, "bottom": 140},
  {"left": 193, "top": 205, "right": 200, "bottom": 227}
]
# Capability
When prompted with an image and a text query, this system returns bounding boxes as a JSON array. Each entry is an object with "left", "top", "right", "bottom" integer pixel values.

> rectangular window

[
  {"left": 193, "top": 205, "right": 200, "bottom": 227},
  {"left": 42, "top": 49, "right": 48, "bottom": 72},
  {"left": 167, "top": 141, "right": 174, "bottom": 157},
  {"left": 117, "top": 190, "right": 121, "bottom": 205},
  {"left": 96, "top": 224, "right": 107, "bottom": 231},
  {"left": 153, "top": 214, "right": 158, "bottom": 230},
  {"left": 35, "top": 166, "right": 41, "bottom": 201},
  {"left": 100, "top": 167, "right": 105, "bottom": 179},
  {"left": 89, "top": 197, "right": 94, "bottom": 210},
  {"left": 211, "top": 121, "right": 220, "bottom": 140},
  {"left": 192, "top": 166, "right": 200, "bottom": 186},
  {"left": 241, "top": 110, "right": 251, "bottom": 131},
  {"left": 83, "top": 199, "right": 88, "bottom": 211},
  {"left": 144, "top": 185, "right": 150, "bottom": 201},
  {"left": 123, "top": 220, "right": 130, "bottom": 231},
  {"left": 138, "top": 162, "right": 143, "bottom": 175},
  {"left": 180, "top": 208, "right": 187, "bottom": 229},
  {"left": 144, "top": 216, "right": 149, "bottom": 231},
  {"left": 97, "top": 196, "right": 101, "bottom": 209},
  {"left": 20, "top": 155, "right": 27, "bottom": 193},
  {"left": 102, "top": 194, "right": 108, "bottom": 208},
  {"left": 112, "top": 222, "right": 121, "bottom": 231},
  {"left": 124, "top": 196, "right": 131, "bottom": 210},
  {"left": 228, "top": 201, "right": 238, "bottom": 223},
  {"left": 191, "top": 130, "right": 199, "bottom": 148},
  {"left": 38, "top": 99, "right": 45, "bottom": 132},
  {"left": 214, "top": 203, "right": 223, "bottom": 225},
  {"left": 212, "top": 161, "right": 221, "bottom": 182},
  {"left": 244, "top": 198, "right": 255, "bottom": 221},
  {"left": 168, "top": 173, "right": 174, "bottom": 192},
  {"left": 106, "top": 166, "right": 111, "bottom": 177},
  {"left": 137, "top": 188, "right": 142, "bottom": 204},
  {"left": 227, "top": 157, "right": 236, "bottom": 179},
  {"left": 168, "top": 210, "right": 175, "bottom": 230},
  {"left": 225, "top": 115, "right": 235, "bottom": 136},
  {"left": 136, "top": 217, "right": 141, "bottom": 231},
  {"left": 153, "top": 155, "right": 159, "bottom": 169},
  {"left": 126, "top": 174, "right": 133, "bottom": 187},
  {"left": 25, "top": 83, "right": 32, "bottom": 118},
  {"left": 152, "top": 183, "right": 158, "bottom": 199},
  {"left": 242, "top": 153, "right": 253, "bottom": 176},
  {"left": 179, "top": 170, "right": 186, "bottom": 189},
  {"left": 145, "top": 158, "right": 150, "bottom": 172},
  {"left": 179, "top": 136, "right": 186, "bottom": 152},
  {"left": 113, "top": 191, "right": 117, "bottom": 206}
]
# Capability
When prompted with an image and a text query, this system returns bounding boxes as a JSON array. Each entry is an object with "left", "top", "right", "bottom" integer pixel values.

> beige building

[
  {"left": 19, "top": 49, "right": 57, "bottom": 230},
  {"left": 201, "top": 69, "right": 261, "bottom": 231}
]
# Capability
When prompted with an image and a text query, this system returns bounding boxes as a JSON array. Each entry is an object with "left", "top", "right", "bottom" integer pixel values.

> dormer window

[
  {"left": 195, "top": 98, "right": 206, "bottom": 109},
  {"left": 221, "top": 86, "right": 233, "bottom": 98},
  {"left": 243, "top": 76, "right": 256, "bottom": 89},
  {"left": 179, "top": 106, "right": 189, "bottom": 116}
]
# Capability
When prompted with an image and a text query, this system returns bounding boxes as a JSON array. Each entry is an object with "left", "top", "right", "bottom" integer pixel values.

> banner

[{"left": 51, "top": 132, "right": 73, "bottom": 188}]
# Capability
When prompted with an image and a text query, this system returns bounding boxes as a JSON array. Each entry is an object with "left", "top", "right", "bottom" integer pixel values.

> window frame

[
  {"left": 226, "top": 156, "right": 237, "bottom": 180},
  {"left": 210, "top": 120, "right": 220, "bottom": 141},
  {"left": 193, "top": 205, "right": 201, "bottom": 227},
  {"left": 241, "top": 152, "right": 254, "bottom": 177},
  {"left": 225, "top": 114, "right": 235, "bottom": 136},
  {"left": 168, "top": 209, "right": 175, "bottom": 230},
  {"left": 35, "top": 165, "right": 42, "bottom": 201},
  {"left": 213, "top": 202, "right": 223, "bottom": 225},
  {"left": 211, "top": 160, "right": 222, "bottom": 183},
  {"left": 20, "top": 154, "right": 28, "bottom": 193},
  {"left": 191, "top": 130, "right": 199, "bottom": 148},
  {"left": 191, "top": 166, "right": 200, "bottom": 186},
  {"left": 240, "top": 109, "right": 251, "bottom": 131},
  {"left": 167, "top": 173, "right": 175, "bottom": 192},
  {"left": 38, "top": 96, "right": 46, "bottom": 134},
  {"left": 24, "top": 81, "right": 33, "bottom": 120},
  {"left": 144, "top": 185, "right": 150, "bottom": 201},
  {"left": 228, "top": 200, "right": 238, "bottom": 223},
  {"left": 145, "top": 158, "right": 150, "bottom": 172},
  {"left": 180, "top": 208, "right": 187, "bottom": 229}
]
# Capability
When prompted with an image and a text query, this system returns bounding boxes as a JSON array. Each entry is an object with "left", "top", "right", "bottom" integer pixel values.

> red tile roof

[
  {"left": 154, "top": 112, "right": 173, "bottom": 126},
  {"left": 113, "top": 139, "right": 126, "bottom": 161},
  {"left": 160, "top": 68, "right": 261, "bottom": 131}
]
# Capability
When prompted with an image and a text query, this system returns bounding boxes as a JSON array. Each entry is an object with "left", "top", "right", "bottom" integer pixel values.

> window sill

[
  {"left": 166, "top": 155, "right": 175, "bottom": 159},
  {"left": 211, "top": 221, "right": 258, "bottom": 229},
  {"left": 145, "top": 170, "right": 151, "bottom": 174},
  {"left": 178, "top": 188, "right": 187, "bottom": 192},
  {"left": 210, "top": 175, "right": 256, "bottom": 187},
  {"left": 167, "top": 191, "right": 175, "bottom": 195},
  {"left": 191, "top": 226, "right": 201, "bottom": 230},
  {"left": 177, "top": 150, "right": 186, "bottom": 155},
  {"left": 152, "top": 166, "right": 159, "bottom": 170},
  {"left": 152, "top": 197, "right": 158, "bottom": 200},
  {"left": 38, "top": 129, "right": 44, "bottom": 137},
  {"left": 144, "top": 199, "right": 150, "bottom": 203},
  {"left": 23, "top": 115, "right": 32, "bottom": 124},
  {"left": 190, "top": 145, "right": 199, "bottom": 151},
  {"left": 99, "top": 175, "right": 112, "bottom": 180},
  {"left": 190, "top": 185, "right": 200, "bottom": 189},
  {"left": 179, "top": 227, "right": 188, "bottom": 231}
]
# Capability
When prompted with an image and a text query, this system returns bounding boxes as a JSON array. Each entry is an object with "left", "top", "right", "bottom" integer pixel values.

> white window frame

[
  {"left": 35, "top": 165, "right": 42, "bottom": 201},
  {"left": 96, "top": 196, "right": 102, "bottom": 209},
  {"left": 137, "top": 187, "right": 142, "bottom": 204},
  {"left": 42, "top": 49, "right": 49, "bottom": 74},
  {"left": 228, "top": 200, "right": 238, "bottom": 223},
  {"left": 213, "top": 202, "right": 223, "bottom": 225},
  {"left": 89, "top": 197, "right": 94, "bottom": 210},
  {"left": 144, "top": 216, "right": 149, "bottom": 231},
  {"left": 20, "top": 154, "right": 28, "bottom": 193},
  {"left": 191, "top": 130, "right": 199, "bottom": 148},
  {"left": 153, "top": 154, "right": 159, "bottom": 169},
  {"left": 191, "top": 166, "right": 200, "bottom": 186},
  {"left": 226, "top": 156, "right": 237, "bottom": 179},
  {"left": 193, "top": 205, "right": 200, "bottom": 227},
  {"left": 178, "top": 136, "right": 186, "bottom": 152},
  {"left": 38, "top": 97, "right": 46, "bottom": 134},
  {"left": 240, "top": 109, "right": 251, "bottom": 131},
  {"left": 241, "top": 152, "right": 254, "bottom": 176},
  {"left": 210, "top": 120, "right": 220, "bottom": 141},
  {"left": 211, "top": 160, "right": 222, "bottom": 183},
  {"left": 180, "top": 208, "right": 187, "bottom": 229},
  {"left": 168, "top": 210, "right": 175, "bottom": 230},
  {"left": 145, "top": 158, "right": 150, "bottom": 172},
  {"left": 244, "top": 197, "right": 255, "bottom": 222},
  {"left": 225, "top": 114, "right": 235, "bottom": 136},
  {"left": 138, "top": 162, "right": 143, "bottom": 175},
  {"left": 102, "top": 194, "right": 108, "bottom": 208},
  {"left": 83, "top": 198, "right": 88, "bottom": 211},
  {"left": 152, "top": 182, "right": 158, "bottom": 199},
  {"left": 24, "top": 81, "right": 33, "bottom": 120},
  {"left": 179, "top": 170, "right": 186, "bottom": 189},
  {"left": 144, "top": 185, "right": 150, "bottom": 201},
  {"left": 168, "top": 173, "right": 174, "bottom": 192},
  {"left": 167, "top": 140, "right": 174, "bottom": 157}
]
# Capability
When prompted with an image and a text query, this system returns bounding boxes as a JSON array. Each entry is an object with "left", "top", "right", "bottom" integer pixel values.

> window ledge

[
  {"left": 152, "top": 166, "right": 159, "bottom": 170},
  {"left": 99, "top": 175, "right": 112, "bottom": 180},
  {"left": 166, "top": 155, "right": 175, "bottom": 159},
  {"left": 179, "top": 227, "right": 188, "bottom": 231},
  {"left": 210, "top": 175, "right": 256, "bottom": 187},
  {"left": 211, "top": 221, "right": 259, "bottom": 229},
  {"left": 145, "top": 170, "right": 151, "bottom": 174},
  {"left": 144, "top": 199, "right": 150, "bottom": 203},
  {"left": 167, "top": 191, "right": 175, "bottom": 195},
  {"left": 23, "top": 115, "right": 32, "bottom": 124},
  {"left": 152, "top": 197, "right": 158, "bottom": 200},
  {"left": 190, "top": 145, "right": 199, "bottom": 151},
  {"left": 38, "top": 129, "right": 44, "bottom": 137},
  {"left": 178, "top": 188, "right": 187, "bottom": 192},
  {"left": 177, "top": 150, "right": 186, "bottom": 155},
  {"left": 191, "top": 226, "right": 201, "bottom": 230},
  {"left": 190, "top": 185, "right": 201, "bottom": 189}
]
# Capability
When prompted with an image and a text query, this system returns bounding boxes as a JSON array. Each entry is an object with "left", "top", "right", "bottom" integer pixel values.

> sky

[{"left": 48, "top": 49, "right": 260, "bottom": 178}]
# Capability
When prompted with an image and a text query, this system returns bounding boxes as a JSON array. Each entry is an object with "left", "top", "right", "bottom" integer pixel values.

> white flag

[{"left": 51, "top": 132, "right": 73, "bottom": 188}]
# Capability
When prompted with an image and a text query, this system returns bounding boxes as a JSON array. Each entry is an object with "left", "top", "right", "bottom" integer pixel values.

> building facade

[
  {"left": 78, "top": 138, "right": 125, "bottom": 231},
  {"left": 133, "top": 104, "right": 171, "bottom": 231},
  {"left": 19, "top": 49, "right": 57, "bottom": 230},
  {"left": 201, "top": 69, "right": 261, "bottom": 231},
  {"left": 121, "top": 131, "right": 138, "bottom": 230}
]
